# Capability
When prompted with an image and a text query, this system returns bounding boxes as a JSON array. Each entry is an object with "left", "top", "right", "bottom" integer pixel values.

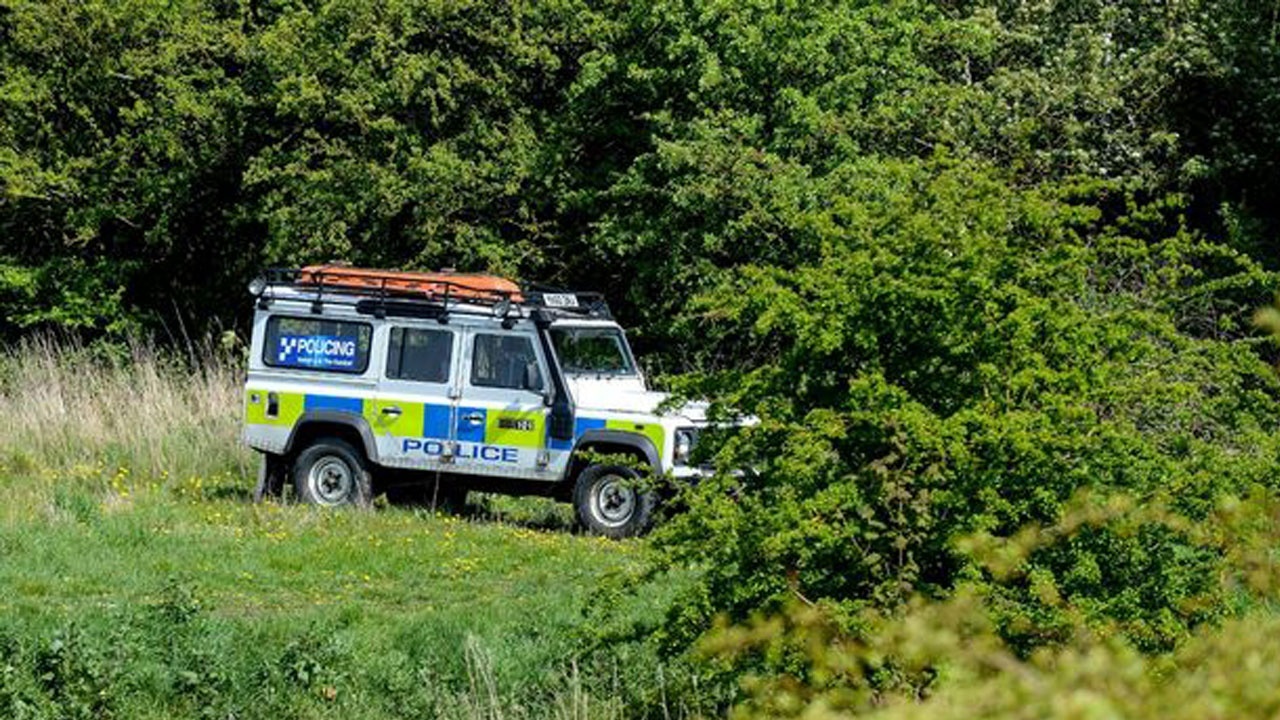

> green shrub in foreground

[
  {"left": 700, "top": 492, "right": 1280, "bottom": 719},
  {"left": 612, "top": 159, "right": 1280, "bottom": 709},
  {"left": 706, "top": 594, "right": 1280, "bottom": 720}
]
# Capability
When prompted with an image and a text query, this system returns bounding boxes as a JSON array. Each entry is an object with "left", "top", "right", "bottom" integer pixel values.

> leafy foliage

[
  {"left": 699, "top": 490, "right": 1280, "bottom": 719},
  {"left": 3, "top": 0, "right": 1274, "bottom": 345}
]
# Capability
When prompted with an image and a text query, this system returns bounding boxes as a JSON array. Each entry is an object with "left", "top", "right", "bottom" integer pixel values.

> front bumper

[{"left": 670, "top": 464, "right": 716, "bottom": 481}]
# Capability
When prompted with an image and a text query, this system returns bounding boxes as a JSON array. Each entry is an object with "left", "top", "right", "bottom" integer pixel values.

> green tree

[{"left": 0, "top": 0, "right": 251, "bottom": 334}]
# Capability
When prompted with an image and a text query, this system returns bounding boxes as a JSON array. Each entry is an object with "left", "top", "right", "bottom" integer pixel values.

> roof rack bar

[{"left": 252, "top": 267, "right": 613, "bottom": 321}]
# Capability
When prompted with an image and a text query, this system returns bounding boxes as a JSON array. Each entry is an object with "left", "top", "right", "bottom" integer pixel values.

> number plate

[{"left": 543, "top": 293, "right": 580, "bottom": 308}]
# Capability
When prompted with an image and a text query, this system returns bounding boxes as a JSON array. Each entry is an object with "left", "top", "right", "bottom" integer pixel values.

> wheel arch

[
  {"left": 562, "top": 429, "right": 660, "bottom": 484},
  {"left": 284, "top": 411, "right": 379, "bottom": 464}
]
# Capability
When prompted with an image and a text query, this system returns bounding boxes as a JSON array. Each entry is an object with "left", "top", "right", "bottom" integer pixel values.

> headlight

[{"left": 674, "top": 428, "right": 696, "bottom": 465}]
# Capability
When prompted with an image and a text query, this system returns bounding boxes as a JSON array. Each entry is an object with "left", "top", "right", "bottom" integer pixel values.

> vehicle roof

[{"left": 548, "top": 318, "right": 625, "bottom": 328}]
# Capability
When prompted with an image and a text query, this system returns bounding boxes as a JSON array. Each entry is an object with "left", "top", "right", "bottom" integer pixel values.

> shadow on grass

[
  {"left": 382, "top": 492, "right": 579, "bottom": 534},
  {"left": 246, "top": 478, "right": 581, "bottom": 534},
  {"left": 204, "top": 483, "right": 254, "bottom": 503},
  {"left": 457, "top": 494, "right": 579, "bottom": 534}
]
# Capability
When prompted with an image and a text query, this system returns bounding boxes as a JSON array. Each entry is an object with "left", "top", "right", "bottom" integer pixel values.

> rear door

[
  {"left": 368, "top": 324, "right": 459, "bottom": 469},
  {"left": 451, "top": 327, "right": 553, "bottom": 479}
]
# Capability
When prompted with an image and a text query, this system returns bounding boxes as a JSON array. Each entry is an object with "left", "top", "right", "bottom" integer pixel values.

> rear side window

[
  {"left": 387, "top": 327, "right": 453, "bottom": 383},
  {"left": 263, "top": 316, "right": 372, "bottom": 374}
]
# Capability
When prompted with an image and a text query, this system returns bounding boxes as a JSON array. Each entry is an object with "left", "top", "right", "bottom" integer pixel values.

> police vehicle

[{"left": 242, "top": 265, "right": 710, "bottom": 537}]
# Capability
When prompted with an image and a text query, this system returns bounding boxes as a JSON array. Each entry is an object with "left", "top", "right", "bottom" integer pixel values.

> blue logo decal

[{"left": 276, "top": 335, "right": 359, "bottom": 370}]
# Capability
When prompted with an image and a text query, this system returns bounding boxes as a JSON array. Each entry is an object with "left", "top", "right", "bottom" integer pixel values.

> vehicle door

[
  {"left": 368, "top": 324, "right": 459, "bottom": 469},
  {"left": 452, "top": 327, "right": 553, "bottom": 479}
]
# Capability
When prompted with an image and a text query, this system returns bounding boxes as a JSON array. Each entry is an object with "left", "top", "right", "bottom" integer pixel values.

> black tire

[
  {"left": 573, "top": 464, "right": 657, "bottom": 538},
  {"left": 292, "top": 438, "right": 372, "bottom": 508}
]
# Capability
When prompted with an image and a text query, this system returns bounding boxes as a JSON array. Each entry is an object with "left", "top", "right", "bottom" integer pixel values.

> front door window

[{"left": 470, "top": 334, "right": 543, "bottom": 391}]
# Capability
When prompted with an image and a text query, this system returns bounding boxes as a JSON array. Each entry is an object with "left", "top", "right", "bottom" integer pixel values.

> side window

[
  {"left": 471, "top": 334, "right": 543, "bottom": 391},
  {"left": 264, "top": 316, "right": 372, "bottom": 374},
  {"left": 386, "top": 327, "right": 453, "bottom": 383}
]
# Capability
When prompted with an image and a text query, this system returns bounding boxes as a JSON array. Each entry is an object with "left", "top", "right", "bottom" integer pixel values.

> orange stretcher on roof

[{"left": 298, "top": 265, "right": 524, "bottom": 303}]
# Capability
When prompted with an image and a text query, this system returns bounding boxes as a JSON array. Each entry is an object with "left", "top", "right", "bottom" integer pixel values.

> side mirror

[{"left": 522, "top": 362, "right": 544, "bottom": 393}]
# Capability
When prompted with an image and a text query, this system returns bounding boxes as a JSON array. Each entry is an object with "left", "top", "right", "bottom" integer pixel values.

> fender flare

[
  {"left": 283, "top": 410, "right": 380, "bottom": 463},
  {"left": 564, "top": 429, "right": 661, "bottom": 481}
]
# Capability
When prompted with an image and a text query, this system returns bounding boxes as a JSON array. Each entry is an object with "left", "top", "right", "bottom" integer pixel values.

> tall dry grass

[{"left": 0, "top": 335, "right": 254, "bottom": 481}]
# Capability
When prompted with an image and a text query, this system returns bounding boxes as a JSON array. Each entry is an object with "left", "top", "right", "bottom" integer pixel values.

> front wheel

[
  {"left": 573, "top": 464, "right": 657, "bottom": 538},
  {"left": 292, "top": 438, "right": 372, "bottom": 508}
]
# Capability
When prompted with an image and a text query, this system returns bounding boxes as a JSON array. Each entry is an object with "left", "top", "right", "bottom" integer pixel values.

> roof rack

[{"left": 249, "top": 266, "right": 613, "bottom": 322}]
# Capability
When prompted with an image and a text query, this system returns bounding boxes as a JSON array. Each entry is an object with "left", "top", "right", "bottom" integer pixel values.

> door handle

[
  {"left": 381, "top": 406, "right": 402, "bottom": 417},
  {"left": 461, "top": 412, "right": 484, "bottom": 425}
]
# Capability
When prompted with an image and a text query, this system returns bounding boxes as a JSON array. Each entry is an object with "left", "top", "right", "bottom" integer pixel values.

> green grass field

[
  {"left": 0, "top": 474, "right": 660, "bottom": 718},
  {"left": 0, "top": 341, "right": 697, "bottom": 719}
]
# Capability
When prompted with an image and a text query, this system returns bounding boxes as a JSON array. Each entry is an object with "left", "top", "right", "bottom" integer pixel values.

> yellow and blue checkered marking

[
  {"left": 423, "top": 404, "right": 451, "bottom": 439},
  {"left": 248, "top": 390, "right": 664, "bottom": 460}
]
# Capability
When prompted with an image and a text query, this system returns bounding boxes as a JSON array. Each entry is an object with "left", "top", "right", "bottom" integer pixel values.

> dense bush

[
  {"left": 694, "top": 491, "right": 1280, "bottom": 718},
  {"left": 647, "top": 155, "right": 1280, "bottom": 653}
]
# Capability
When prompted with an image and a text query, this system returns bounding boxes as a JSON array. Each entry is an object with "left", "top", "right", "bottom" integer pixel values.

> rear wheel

[
  {"left": 573, "top": 464, "right": 656, "bottom": 538},
  {"left": 292, "top": 438, "right": 372, "bottom": 508}
]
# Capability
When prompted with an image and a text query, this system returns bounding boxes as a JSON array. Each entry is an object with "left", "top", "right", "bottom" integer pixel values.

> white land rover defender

[{"left": 242, "top": 265, "right": 710, "bottom": 537}]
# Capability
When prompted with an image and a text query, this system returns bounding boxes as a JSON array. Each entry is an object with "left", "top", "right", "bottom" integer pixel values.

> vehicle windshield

[{"left": 549, "top": 326, "right": 636, "bottom": 376}]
